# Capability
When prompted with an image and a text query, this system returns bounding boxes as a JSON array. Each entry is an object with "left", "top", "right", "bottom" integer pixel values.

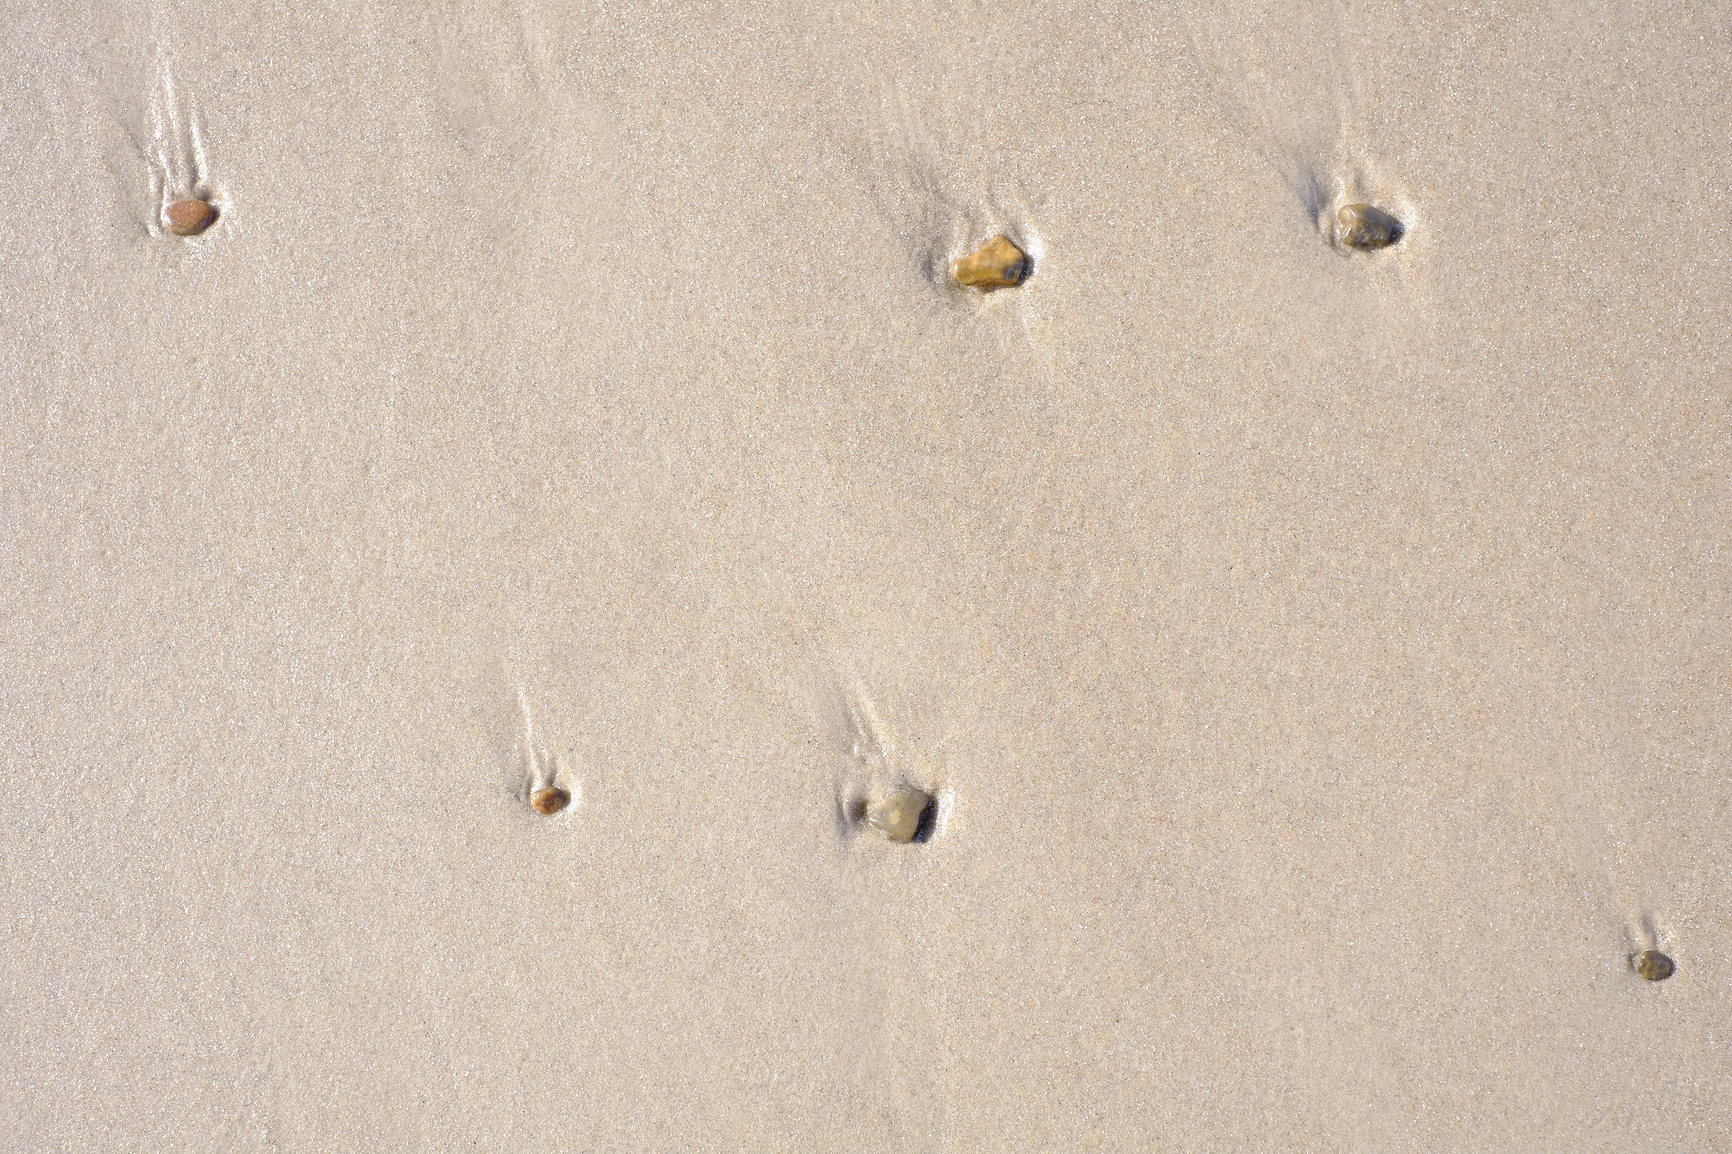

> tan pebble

[
  {"left": 1334, "top": 203, "right": 1402, "bottom": 250},
  {"left": 866, "top": 783, "right": 932, "bottom": 843},
  {"left": 165, "top": 198, "right": 217, "bottom": 237},
  {"left": 953, "top": 235, "right": 1030, "bottom": 290},
  {"left": 1633, "top": 949, "right": 1675, "bottom": 982},
  {"left": 530, "top": 786, "right": 571, "bottom": 815}
]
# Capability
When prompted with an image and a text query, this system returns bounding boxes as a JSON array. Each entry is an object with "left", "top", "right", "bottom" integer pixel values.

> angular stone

[
  {"left": 165, "top": 198, "right": 217, "bottom": 237},
  {"left": 1334, "top": 203, "right": 1402, "bottom": 250},
  {"left": 953, "top": 235, "right": 1030, "bottom": 290},
  {"left": 866, "top": 783, "right": 931, "bottom": 843}
]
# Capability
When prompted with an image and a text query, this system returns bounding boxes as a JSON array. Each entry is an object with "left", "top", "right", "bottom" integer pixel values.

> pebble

[
  {"left": 1334, "top": 204, "right": 1402, "bottom": 250},
  {"left": 165, "top": 198, "right": 217, "bottom": 237},
  {"left": 866, "top": 783, "right": 932, "bottom": 843},
  {"left": 530, "top": 786, "right": 571, "bottom": 815},
  {"left": 1633, "top": 949, "right": 1675, "bottom": 982},
  {"left": 953, "top": 236, "right": 1030, "bottom": 290}
]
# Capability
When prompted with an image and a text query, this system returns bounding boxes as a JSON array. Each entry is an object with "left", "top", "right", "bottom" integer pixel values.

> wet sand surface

[{"left": 2, "top": 4, "right": 1729, "bottom": 1150}]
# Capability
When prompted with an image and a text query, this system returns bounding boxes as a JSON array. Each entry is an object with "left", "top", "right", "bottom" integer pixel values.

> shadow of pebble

[{"left": 910, "top": 794, "right": 939, "bottom": 843}]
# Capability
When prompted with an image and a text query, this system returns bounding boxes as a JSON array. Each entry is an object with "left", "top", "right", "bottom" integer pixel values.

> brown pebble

[
  {"left": 1334, "top": 203, "right": 1402, "bottom": 251},
  {"left": 953, "top": 235, "right": 1030, "bottom": 290},
  {"left": 1633, "top": 949, "right": 1675, "bottom": 982},
  {"left": 530, "top": 786, "right": 571, "bottom": 815},
  {"left": 165, "top": 198, "right": 217, "bottom": 237},
  {"left": 865, "top": 783, "right": 932, "bottom": 843}
]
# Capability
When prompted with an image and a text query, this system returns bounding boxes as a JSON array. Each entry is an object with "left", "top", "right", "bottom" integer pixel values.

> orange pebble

[
  {"left": 530, "top": 786, "right": 571, "bottom": 815},
  {"left": 165, "top": 198, "right": 217, "bottom": 237},
  {"left": 953, "top": 235, "right": 1030, "bottom": 290}
]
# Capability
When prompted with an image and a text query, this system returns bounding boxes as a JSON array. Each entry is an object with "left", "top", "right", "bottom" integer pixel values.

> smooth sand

[{"left": 2, "top": 4, "right": 1729, "bottom": 1150}]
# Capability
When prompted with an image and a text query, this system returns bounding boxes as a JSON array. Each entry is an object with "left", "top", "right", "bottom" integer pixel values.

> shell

[
  {"left": 953, "top": 236, "right": 1030, "bottom": 290},
  {"left": 530, "top": 786, "right": 571, "bottom": 815},
  {"left": 1633, "top": 949, "right": 1675, "bottom": 982},
  {"left": 865, "top": 783, "right": 931, "bottom": 843},
  {"left": 1334, "top": 204, "right": 1402, "bottom": 251},
  {"left": 165, "top": 198, "right": 217, "bottom": 237}
]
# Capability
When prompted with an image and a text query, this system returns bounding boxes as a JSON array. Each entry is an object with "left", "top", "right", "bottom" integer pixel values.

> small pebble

[
  {"left": 1334, "top": 203, "right": 1402, "bottom": 250},
  {"left": 953, "top": 236, "right": 1029, "bottom": 290},
  {"left": 1633, "top": 949, "right": 1675, "bottom": 982},
  {"left": 530, "top": 786, "right": 571, "bottom": 815},
  {"left": 865, "top": 783, "right": 931, "bottom": 843},
  {"left": 165, "top": 198, "right": 217, "bottom": 237}
]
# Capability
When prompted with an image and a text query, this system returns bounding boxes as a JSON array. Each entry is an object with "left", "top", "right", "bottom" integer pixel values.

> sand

[{"left": 2, "top": 3, "right": 1729, "bottom": 1150}]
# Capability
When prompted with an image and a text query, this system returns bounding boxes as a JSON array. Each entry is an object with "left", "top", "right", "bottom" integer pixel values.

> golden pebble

[
  {"left": 953, "top": 235, "right": 1030, "bottom": 290},
  {"left": 165, "top": 198, "right": 217, "bottom": 237},
  {"left": 1334, "top": 204, "right": 1402, "bottom": 250},
  {"left": 1633, "top": 949, "right": 1675, "bottom": 982},
  {"left": 530, "top": 786, "right": 571, "bottom": 815},
  {"left": 866, "top": 783, "right": 932, "bottom": 843}
]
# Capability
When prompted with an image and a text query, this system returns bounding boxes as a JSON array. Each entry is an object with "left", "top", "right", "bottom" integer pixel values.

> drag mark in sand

[
  {"left": 145, "top": 57, "right": 224, "bottom": 239},
  {"left": 1180, "top": 9, "right": 1418, "bottom": 264},
  {"left": 516, "top": 685, "right": 580, "bottom": 818},
  {"left": 830, "top": 682, "right": 943, "bottom": 845},
  {"left": 1627, "top": 914, "right": 1676, "bottom": 983}
]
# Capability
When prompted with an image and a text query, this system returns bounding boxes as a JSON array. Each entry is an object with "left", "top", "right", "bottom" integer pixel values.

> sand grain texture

[{"left": 2, "top": 3, "right": 1729, "bottom": 1151}]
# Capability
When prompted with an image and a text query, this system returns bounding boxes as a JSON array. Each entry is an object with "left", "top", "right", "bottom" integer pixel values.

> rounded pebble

[
  {"left": 865, "top": 783, "right": 932, "bottom": 843},
  {"left": 530, "top": 786, "right": 571, "bottom": 815},
  {"left": 1334, "top": 203, "right": 1402, "bottom": 251},
  {"left": 165, "top": 198, "right": 217, "bottom": 237},
  {"left": 953, "top": 235, "right": 1030, "bottom": 290},
  {"left": 1633, "top": 949, "right": 1675, "bottom": 982}
]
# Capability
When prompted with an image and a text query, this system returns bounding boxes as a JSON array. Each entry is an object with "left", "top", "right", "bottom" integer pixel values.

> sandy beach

[{"left": 2, "top": 3, "right": 1729, "bottom": 1149}]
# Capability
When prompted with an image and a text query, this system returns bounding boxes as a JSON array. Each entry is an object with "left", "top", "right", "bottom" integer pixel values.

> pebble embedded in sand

[
  {"left": 530, "top": 786, "right": 571, "bottom": 815},
  {"left": 1633, "top": 949, "right": 1675, "bottom": 982},
  {"left": 865, "top": 783, "right": 932, "bottom": 843},
  {"left": 1334, "top": 204, "right": 1402, "bottom": 251},
  {"left": 953, "top": 236, "right": 1030, "bottom": 290},
  {"left": 165, "top": 198, "right": 217, "bottom": 237}
]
